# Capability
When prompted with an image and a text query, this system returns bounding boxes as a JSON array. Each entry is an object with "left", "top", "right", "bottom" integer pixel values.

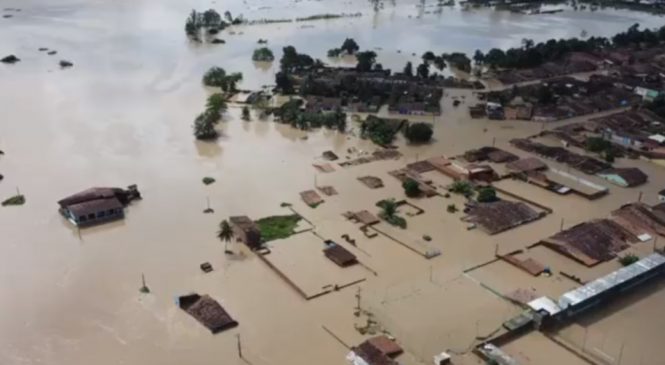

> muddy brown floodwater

[{"left": 1, "top": 0, "right": 665, "bottom": 364}]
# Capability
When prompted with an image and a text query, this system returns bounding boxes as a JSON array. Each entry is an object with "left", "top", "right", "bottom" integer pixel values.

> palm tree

[
  {"left": 381, "top": 199, "right": 398, "bottom": 219},
  {"left": 217, "top": 220, "right": 234, "bottom": 254}
]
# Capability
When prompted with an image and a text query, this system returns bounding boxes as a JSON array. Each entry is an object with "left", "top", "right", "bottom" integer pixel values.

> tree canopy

[
  {"left": 202, "top": 67, "right": 243, "bottom": 92},
  {"left": 252, "top": 47, "right": 275, "bottom": 62},
  {"left": 417, "top": 62, "right": 429, "bottom": 78},
  {"left": 403, "top": 122, "right": 433, "bottom": 143},
  {"left": 403, "top": 61, "right": 413, "bottom": 77},
  {"left": 355, "top": 51, "right": 377, "bottom": 72},
  {"left": 476, "top": 187, "right": 498, "bottom": 203},
  {"left": 280, "top": 46, "right": 314, "bottom": 73},
  {"left": 341, "top": 38, "right": 360, "bottom": 54},
  {"left": 403, "top": 179, "right": 421, "bottom": 197}
]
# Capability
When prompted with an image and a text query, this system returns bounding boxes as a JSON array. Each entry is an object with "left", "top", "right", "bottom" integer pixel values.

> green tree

[
  {"left": 417, "top": 62, "right": 429, "bottom": 78},
  {"left": 242, "top": 106, "right": 251, "bottom": 121},
  {"left": 203, "top": 67, "right": 227, "bottom": 87},
  {"left": 217, "top": 219, "right": 235, "bottom": 254},
  {"left": 450, "top": 181, "right": 473, "bottom": 197},
  {"left": 433, "top": 56, "right": 446, "bottom": 71},
  {"left": 252, "top": 47, "right": 275, "bottom": 62},
  {"left": 404, "top": 122, "right": 433, "bottom": 143},
  {"left": 355, "top": 51, "right": 377, "bottom": 72},
  {"left": 275, "top": 71, "right": 294, "bottom": 94},
  {"left": 202, "top": 9, "right": 222, "bottom": 27},
  {"left": 193, "top": 111, "right": 219, "bottom": 140},
  {"left": 403, "top": 179, "right": 421, "bottom": 197},
  {"left": 341, "top": 38, "right": 360, "bottom": 54},
  {"left": 477, "top": 187, "right": 497, "bottom": 203},
  {"left": 403, "top": 61, "right": 413, "bottom": 77},
  {"left": 206, "top": 93, "right": 227, "bottom": 115},
  {"left": 473, "top": 49, "right": 485, "bottom": 65},
  {"left": 586, "top": 137, "right": 611, "bottom": 153},
  {"left": 422, "top": 51, "right": 436, "bottom": 62},
  {"left": 380, "top": 199, "right": 398, "bottom": 219}
]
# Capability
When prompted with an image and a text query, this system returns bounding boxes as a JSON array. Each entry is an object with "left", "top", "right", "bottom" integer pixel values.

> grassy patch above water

[{"left": 255, "top": 214, "right": 302, "bottom": 242}]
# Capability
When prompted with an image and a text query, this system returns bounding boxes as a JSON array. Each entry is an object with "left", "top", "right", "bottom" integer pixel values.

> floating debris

[
  {"left": 210, "top": 38, "right": 225, "bottom": 44},
  {"left": 59, "top": 60, "right": 73, "bottom": 68},
  {"left": 38, "top": 47, "right": 48, "bottom": 52},
  {"left": 47, "top": 50, "right": 57, "bottom": 55}
]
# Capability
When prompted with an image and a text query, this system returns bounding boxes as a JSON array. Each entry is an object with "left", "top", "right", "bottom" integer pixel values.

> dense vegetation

[
  {"left": 328, "top": 38, "right": 360, "bottom": 57},
  {"left": 403, "top": 122, "right": 433, "bottom": 143},
  {"left": 202, "top": 67, "right": 243, "bottom": 92},
  {"left": 450, "top": 181, "right": 474, "bottom": 197},
  {"left": 360, "top": 115, "right": 402, "bottom": 146},
  {"left": 184, "top": 9, "right": 243, "bottom": 39},
  {"left": 474, "top": 23, "right": 665, "bottom": 70},
  {"left": 274, "top": 99, "right": 347, "bottom": 131},
  {"left": 252, "top": 47, "right": 275, "bottom": 62},
  {"left": 255, "top": 214, "right": 302, "bottom": 242},
  {"left": 193, "top": 93, "right": 227, "bottom": 140},
  {"left": 202, "top": 177, "right": 216, "bottom": 185}
]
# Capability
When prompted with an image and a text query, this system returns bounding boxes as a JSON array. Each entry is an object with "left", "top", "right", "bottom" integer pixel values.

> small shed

[{"left": 323, "top": 242, "right": 357, "bottom": 267}]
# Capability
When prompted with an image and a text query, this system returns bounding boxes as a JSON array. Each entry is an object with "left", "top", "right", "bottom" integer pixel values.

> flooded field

[{"left": 2, "top": 0, "right": 665, "bottom": 364}]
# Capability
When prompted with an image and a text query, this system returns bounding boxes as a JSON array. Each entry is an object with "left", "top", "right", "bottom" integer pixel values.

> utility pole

[
  {"left": 638, "top": 191, "right": 643, "bottom": 203},
  {"left": 492, "top": 137, "right": 496, "bottom": 147},
  {"left": 355, "top": 287, "right": 362, "bottom": 314},
  {"left": 560, "top": 218, "right": 565, "bottom": 232}
]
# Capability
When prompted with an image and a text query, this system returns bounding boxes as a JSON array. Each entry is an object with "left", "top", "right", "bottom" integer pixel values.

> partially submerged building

[
  {"left": 229, "top": 216, "right": 262, "bottom": 249},
  {"left": 528, "top": 253, "right": 665, "bottom": 321},
  {"left": 597, "top": 167, "right": 648, "bottom": 187},
  {"left": 542, "top": 219, "right": 637, "bottom": 266},
  {"left": 346, "top": 336, "right": 403, "bottom": 365},
  {"left": 57, "top": 185, "right": 141, "bottom": 226},
  {"left": 464, "top": 200, "right": 542, "bottom": 235},
  {"left": 178, "top": 293, "right": 238, "bottom": 334}
]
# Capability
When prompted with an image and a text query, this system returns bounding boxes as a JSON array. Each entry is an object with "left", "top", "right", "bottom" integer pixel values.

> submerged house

[
  {"left": 58, "top": 185, "right": 141, "bottom": 226},
  {"left": 229, "top": 216, "right": 262, "bottom": 249},
  {"left": 597, "top": 167, "right": 648, "bottom": 188}
]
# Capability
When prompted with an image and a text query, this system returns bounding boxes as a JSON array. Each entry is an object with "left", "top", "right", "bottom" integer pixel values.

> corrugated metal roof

[
  {"left": 558, "top": 253, "right": 665, "bottom": 309},
  {"left": 528, "top": 296, "right": 561, "bottom": 316}
]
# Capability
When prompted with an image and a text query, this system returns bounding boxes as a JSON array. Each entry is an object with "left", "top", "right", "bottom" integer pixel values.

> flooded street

[{"left": 1, "top": 0, "right": 665, "bottom": 364}]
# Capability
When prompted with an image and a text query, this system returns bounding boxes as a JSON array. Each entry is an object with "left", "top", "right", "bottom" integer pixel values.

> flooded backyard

[{"left": 2, "top": 0, "right": 665, "bottom": 364}]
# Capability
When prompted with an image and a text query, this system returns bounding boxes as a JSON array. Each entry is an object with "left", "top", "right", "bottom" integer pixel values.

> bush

[
  {"left": 586, "top": 137, "right": 611, "bottom": 153},
  {"left": 446, "top": 204, "right": 457, "bottom": 213},
  {"left": 404, "top": 122, "right": 433, "bottom": 143},
  {"left": 450, "top": 181, "right": 473, "bottom": 196},
  {"left": 619, "top": 253, "right": 639, "bottom": 266},
  {"left": 202, "top": 177, "right": 216, "bottom": 185},
  {"left": 476, "top": 187, "right": 498, "bottom": 203},
  {"left": 252, "top": 47, "right": 275, "bottom": 62},
  {"left": 403, "top": 179, "right": 421, "bottom": 197}
]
